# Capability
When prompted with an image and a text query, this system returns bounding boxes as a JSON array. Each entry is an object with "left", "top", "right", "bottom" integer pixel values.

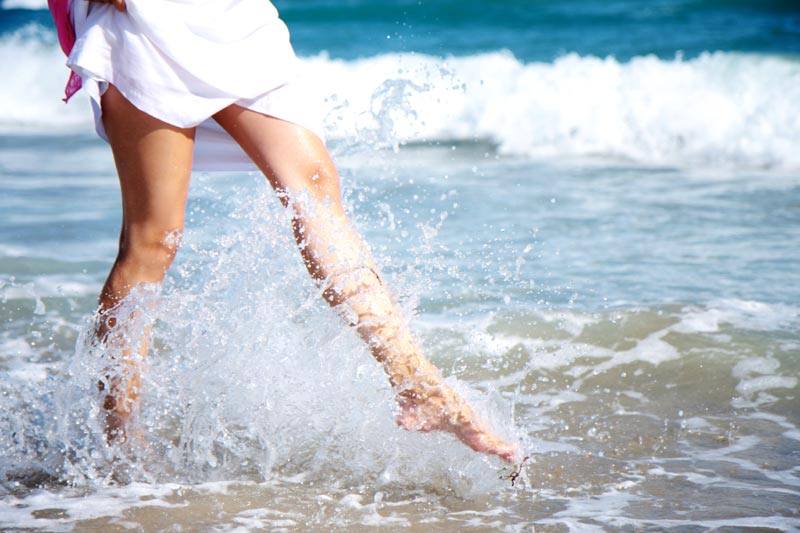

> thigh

[
  {"left": 212, "top": 105, "right": 372, "bottom": 281},
  {"left": 211, "top": 105, "right": 341, "bottom": 206},
  {"left": 102, "top": 85, "right": 196, "bottom": 241}
]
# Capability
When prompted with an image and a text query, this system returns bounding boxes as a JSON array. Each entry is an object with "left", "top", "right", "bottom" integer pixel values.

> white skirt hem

[{"left": 67, "top": 0, "right": 324, "bottom": 172}]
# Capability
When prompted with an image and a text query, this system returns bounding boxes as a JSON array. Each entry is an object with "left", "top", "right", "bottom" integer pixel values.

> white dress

[{"left": 67, "top": 0, "right": 322, "bottom": 171}]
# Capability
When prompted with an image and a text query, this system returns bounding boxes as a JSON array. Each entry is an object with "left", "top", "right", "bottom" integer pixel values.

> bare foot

[{"left": 395, "top": 382, "right": 520, "bottom": 463}]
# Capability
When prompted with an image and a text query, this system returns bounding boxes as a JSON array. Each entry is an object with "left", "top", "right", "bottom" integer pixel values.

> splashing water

[
  {"left": 0, "top": 178, "right": 518, "bottom": 499},
  {"left": 1, "top": 5, "right": 799, "bottom": 525}
]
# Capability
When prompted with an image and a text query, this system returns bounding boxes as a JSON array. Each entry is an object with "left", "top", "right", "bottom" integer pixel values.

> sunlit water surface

[{"left": 1, "top": 131, "right": 798, "bottom": 531}]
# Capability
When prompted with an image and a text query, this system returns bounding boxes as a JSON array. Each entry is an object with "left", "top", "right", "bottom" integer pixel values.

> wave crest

[
  {"left": 303, "top": 50, "right": 800, "bottom": 169},
  {"left": 3, "top": 25, "right": 798, "bottom": 169}
]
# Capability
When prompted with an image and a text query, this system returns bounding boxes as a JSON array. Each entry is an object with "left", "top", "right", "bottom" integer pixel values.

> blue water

[
  {"left": 3, "top": 0, "right": 800, "bottom": 59},
  {"left": 1, "top": 0, "right": 799, "bottom": 531},
  {"left": 279, "top": 0, "right": 800, "bottom": 60}
]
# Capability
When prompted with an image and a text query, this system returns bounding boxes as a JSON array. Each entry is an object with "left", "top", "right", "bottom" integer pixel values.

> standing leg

[
  {"left": 97, "top": 85, "right": 195, "bottom": 442},
  {"left": 212, "top": 106, "right": 519, "bottom": 462}
]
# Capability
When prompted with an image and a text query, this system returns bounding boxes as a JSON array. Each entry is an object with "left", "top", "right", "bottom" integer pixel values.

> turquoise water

[
  {"left": 1, "top": 0, "right": 799, "bottom": 531},
  {"left": 6, "top": 0, "right": 800, "bottom": 59},
  {"left": 279, "top": 0, "right": 800, "bottom": 60}
]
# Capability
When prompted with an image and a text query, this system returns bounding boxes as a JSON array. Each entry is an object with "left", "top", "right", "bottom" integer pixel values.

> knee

[
  {"left": 279, "top": 154, "right": 341, "bottom": 207},
  {"left": 116, "top": 227, "right": 183, "bottom": 279},
  {"left": 309, "top": 157, "right": 340, "bottom": 200}
]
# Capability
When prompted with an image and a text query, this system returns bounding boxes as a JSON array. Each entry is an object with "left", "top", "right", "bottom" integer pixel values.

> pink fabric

[{"left": 48, "top": 0, "right": 82, "bottom": 102}]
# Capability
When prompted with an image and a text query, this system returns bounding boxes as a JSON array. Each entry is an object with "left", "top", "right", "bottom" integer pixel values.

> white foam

[
  {"left": 302, "top": 50, "right": 800, "bottom": 169},
  {"left": 3, "top": 26, "right": 800, "bottom": 169},
  {"left": 6, "top": 363, "right": 49, "bottom": 382},
  {"left": 0, "top": 26, "right": 93, "bottom": 131},
  {"left": 533, "top": 309, "right": 598, "bottom": 337},
  {"left": 675, "top": 299, "right": 800, "bottom": 334},
  {"left": 0, "top": 243, "right": 29, "bottom": 258},
  {"left": 0, "top": 337, "right": 33, "bottom": 361},
  {"left": 549, "top": 486, "right": 644, "bottom": 522},
  {"left": 731, "top": 355, "right": 798, "bottom": 409},
  {"left": 732, "top": 357, "right": 781, "bottom": 379},
  {"left": 0, "top": 276, "right": 100, "bottom": 299},
  {"left": 1, "top": 0, "right": 46, "bottom": 8},
  {"left": 0, "top": 483, "right": 182, "bottom": 532},
  {"left": 744, "top": 412, "right": 800, "bottom": 443},
  {"left": 231, "top": 508, "right": 303, "bottom": 530},
  {"left": 736, "top": 375, "right": 798, "bottom": 397},
  {"left": 591, "top": 331, "right": 681, "bottom": 375},
  {"left": 680, "top": 417, "right": 711, "bottom": 430}
]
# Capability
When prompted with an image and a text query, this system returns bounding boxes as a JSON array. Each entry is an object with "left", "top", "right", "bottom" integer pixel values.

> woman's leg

[
  {"left": 212, "top": 106, "right": 518, "bottom": 462},
  {"left": 97, "top": 85, "right": 196, "bottom": 442}
]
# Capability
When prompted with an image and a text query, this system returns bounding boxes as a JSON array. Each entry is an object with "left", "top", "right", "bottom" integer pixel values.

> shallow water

[
  {"left": 1, "top": 133, "right": 799, "bottom": 530},
  {"left": 2, "top": 0, "right": 800, "bottom": 530}
]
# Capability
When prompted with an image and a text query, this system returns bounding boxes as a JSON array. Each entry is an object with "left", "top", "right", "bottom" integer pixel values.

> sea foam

[
  {"left": 2, "top": 24, "right": 798, "bottom": 169},
  {"left": 299, "top": 50, "right": 800, "bottom": 169},
  {"left": 0, "top": 0, "right": 46, "bottom": 8}
]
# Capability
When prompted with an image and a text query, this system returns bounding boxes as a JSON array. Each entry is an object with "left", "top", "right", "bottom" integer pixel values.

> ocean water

[{"left": 1, "top": 0, "right": 799, "bottom": 531}]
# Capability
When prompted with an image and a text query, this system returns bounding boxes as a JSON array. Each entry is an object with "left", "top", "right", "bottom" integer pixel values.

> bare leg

[
  {"left": 97, "top": 85, "right": 195, "bottom": 442},
  {"left": 212, "top": 106, "right": 519, "bottom": 462}
]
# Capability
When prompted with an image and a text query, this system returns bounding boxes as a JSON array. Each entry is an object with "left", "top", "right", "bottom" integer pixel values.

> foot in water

[{"left": 395, "top": 382, "right": 520, "bottom": 463}]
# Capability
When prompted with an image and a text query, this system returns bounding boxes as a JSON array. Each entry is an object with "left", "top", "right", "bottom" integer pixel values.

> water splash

[{"left": 0, "top": 179, "right": 517, "bottom": 496}]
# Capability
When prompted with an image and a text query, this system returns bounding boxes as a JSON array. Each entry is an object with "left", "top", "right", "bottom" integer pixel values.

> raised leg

[
  {"left": 97, "top": 85, "right": 195, "bottom": 442},
  {"left": 212, "top": 106, "right": 519, "bottom": 462}
]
